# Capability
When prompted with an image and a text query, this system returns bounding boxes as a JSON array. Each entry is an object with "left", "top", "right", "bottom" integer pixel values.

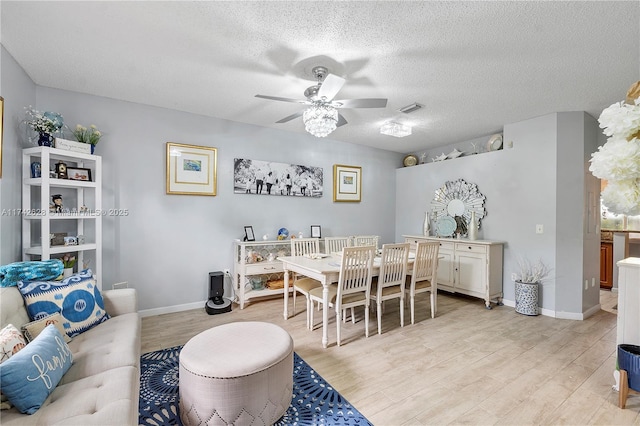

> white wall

[
  {"left": 396, "top": 112, "right": 601, "bottom": 317},
  {"left": 7, "top": 85, "right": 403, "bottom": 312}
]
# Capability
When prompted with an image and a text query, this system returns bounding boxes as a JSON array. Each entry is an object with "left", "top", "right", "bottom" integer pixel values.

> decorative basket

[
  {"left": 618, "top": 344, "right": 640, "bottom": 392},
  {"left": 514, "top": 280, "right": 539, "bottom": 316}
]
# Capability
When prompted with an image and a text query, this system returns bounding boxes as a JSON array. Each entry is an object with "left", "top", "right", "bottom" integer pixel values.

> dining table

[{"left": 278, "top": 252, "right": 415, "bottom": 348}]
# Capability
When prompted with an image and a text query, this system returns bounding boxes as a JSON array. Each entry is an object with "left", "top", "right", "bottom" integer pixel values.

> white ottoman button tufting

[{"left": 179, "top": 321, "right": 293, "bottom": 426}]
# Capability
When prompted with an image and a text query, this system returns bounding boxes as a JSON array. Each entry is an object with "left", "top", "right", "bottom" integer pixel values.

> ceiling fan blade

[
  {"left": 317, "top": 74, "right": 345, "bottom": 101},
  {"left": 336, "top": 114, "right": 348, "bottom": 127},
  {"left": 333, "top": 98, "right": 388, "bottom": 108},
  {"left": 275, "top": 111, "right": 304, "bottom": 124},
  {"left": 255, "top": 94, "right": 309, "bottom": 104}
]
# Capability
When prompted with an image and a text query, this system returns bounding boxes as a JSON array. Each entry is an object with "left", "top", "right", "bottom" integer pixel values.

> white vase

[
  {"left": 63, "top": 268, "right": 73, "bottom": 278},
  {"left": 423, "top": 211, "right": 430, "bottom": 236},
  {"left": 468, "top": 211, "right": 478, "bottom": 240}
]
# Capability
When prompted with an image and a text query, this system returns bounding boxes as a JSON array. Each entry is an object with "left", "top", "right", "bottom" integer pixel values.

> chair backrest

[
  {"left": 410, "top": 241, "right": 440, "bottom": 287},
  {"left": 377, "top": 243, "right": 410, "bottom": 293},
  {"left": 354, "top": 235, "right": 379, "bottom": 249},
  {"left": 324, "top": 236, "right": 352, "bottom": 254},
  {"left": 291, "top": 237, "right": 320, "bottom": 256},
  {"left": 337, "top": 246, "right": 375, "bottom": 300}
]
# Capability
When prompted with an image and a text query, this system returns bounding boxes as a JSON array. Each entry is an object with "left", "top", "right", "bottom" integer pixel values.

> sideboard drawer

[
  {"left": 455, "top": 243, "right": 487, "bottom": 254},
  {"left": 245, "top": 262, "right": 282, "bottom": 275},
  {"left": 438, "top": 241, "right": 455, "bottom": 251}
]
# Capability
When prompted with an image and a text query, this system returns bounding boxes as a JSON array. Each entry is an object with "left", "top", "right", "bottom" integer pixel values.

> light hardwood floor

[{"left": 141, "top": 289, "right": 639, "bottom": 425}]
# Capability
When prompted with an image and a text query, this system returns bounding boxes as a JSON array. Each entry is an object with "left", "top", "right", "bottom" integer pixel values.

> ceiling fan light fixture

[
  {"left": 380, "top": 121, "right": 412, "bottom": 138},
  {"left": 303, "top": 103, "right": 338, "bottom": 138}
]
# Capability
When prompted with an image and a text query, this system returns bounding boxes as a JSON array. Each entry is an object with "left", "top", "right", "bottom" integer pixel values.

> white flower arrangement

[
  {"left": 24, "top": 106, "right": 62, "bottom": 134},
  {"left": 511, "top": 257, "right": 551, "bottom": 284},
  {"left": 589, "top": 81, "right": 640, "bottom": 215}
]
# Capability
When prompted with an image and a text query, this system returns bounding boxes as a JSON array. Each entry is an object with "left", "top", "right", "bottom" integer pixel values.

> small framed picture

[
  {"left": 310, "top": 225, "right": 322, "bottom": 238},
  {"left": 63, "top": 236, "right": 78, "bottom": 246},
  {"left": 67, "top": 167, "right": 92, "bottom": 182},
  {"left": 244, "top": 226, "right": 255, "bottom": 242}
]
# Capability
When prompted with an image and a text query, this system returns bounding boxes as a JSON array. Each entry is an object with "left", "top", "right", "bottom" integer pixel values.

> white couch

[{"left": 0, "top": 285, "right": 141, "bottom": 425}]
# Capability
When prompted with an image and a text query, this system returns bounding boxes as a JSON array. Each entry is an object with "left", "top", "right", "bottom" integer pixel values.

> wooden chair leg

[{"left": 620, "top": 369, "right": 629, "bottom": 409}]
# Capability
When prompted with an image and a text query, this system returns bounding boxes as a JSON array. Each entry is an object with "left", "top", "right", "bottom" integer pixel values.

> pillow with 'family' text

[
  {"left": 17, "top": 269, "right": 109, "bottom": 337},
  {"left": 0, "top": 325, "right": 73, "bottom": 414}
]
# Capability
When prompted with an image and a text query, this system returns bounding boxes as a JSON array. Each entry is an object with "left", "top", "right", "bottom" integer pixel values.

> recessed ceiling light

[{"left": 380, "top": 121, "right": 412, "bottom": 138}]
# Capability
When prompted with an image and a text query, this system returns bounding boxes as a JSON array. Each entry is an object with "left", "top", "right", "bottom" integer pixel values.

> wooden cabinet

[
  {"left": 22, "top": 147, "right": 102, "bottom": 286},
  {"left": 404, "top": 235, "right": 504, "bottom": 309},
  {"left": 233, "top": 240, "right": 292, "bottom": 309},
  {"left": 600, "top": 242, "right": 613, "bottom": 288}
]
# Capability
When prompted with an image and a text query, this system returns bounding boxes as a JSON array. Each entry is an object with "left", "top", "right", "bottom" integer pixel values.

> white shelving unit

[
  {"left": 233, "top": 240, "right": 292, "bottom": 309},
  {"left": 22, "top": 147, "right": 102, "bottom": 286}
]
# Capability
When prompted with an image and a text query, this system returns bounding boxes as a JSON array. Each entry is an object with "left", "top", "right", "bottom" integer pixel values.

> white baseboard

[
  {"left": 500, "top": 298, "right": 599, "bottom": 319},
  {"left": 139, "top": 300, "right": 207, "bottom": 318}
]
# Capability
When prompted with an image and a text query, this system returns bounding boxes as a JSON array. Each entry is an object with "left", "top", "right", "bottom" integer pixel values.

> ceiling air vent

[{"left": 397, "top": 103, "right": 423, "bottom": 114}]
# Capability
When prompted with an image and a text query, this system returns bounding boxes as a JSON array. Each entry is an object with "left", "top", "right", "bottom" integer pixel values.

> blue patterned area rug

[{"left": 139, "top": 345, "right": 371, "bottom": 425}]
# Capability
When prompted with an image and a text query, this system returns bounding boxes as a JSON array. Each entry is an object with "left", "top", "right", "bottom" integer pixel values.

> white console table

[{"left": 404, "top": 235, "right": 505, "bottom": 309}]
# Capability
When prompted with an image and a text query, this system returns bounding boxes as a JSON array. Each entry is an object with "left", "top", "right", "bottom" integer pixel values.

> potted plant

[
  {"left": 511, "top": 257, "right": 551, "bottom": 316},
  {"left": 24, "top": 106, "right": 63, "bottom": 146},
  {"left": 72, "top": 124, "right": 102, "bottom": 154},
  {"left": 61, "top": 254, "right": 76, "bottom": 278}
]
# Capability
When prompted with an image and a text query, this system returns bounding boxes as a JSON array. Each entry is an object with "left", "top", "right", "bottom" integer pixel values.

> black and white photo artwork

[{"left": 233, "top": 158, "right": 323, "bottom": 197}]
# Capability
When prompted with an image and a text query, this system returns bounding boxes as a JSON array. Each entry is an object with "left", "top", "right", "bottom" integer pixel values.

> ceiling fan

[{"left": 255, "top": 66, "right": 387, "bottom": 137}]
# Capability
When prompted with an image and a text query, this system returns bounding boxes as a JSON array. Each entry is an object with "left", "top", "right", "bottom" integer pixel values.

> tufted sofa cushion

[{"left": 0, "top": 285, "right": 140, "bottom": 425}]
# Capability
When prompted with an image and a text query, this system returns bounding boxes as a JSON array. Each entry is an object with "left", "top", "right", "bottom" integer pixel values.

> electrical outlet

[
  {"left": 224, "top": 269, "right": 230, "bottom": 275},
  {"left": 536, "top": 224, "right": 544, "bottom": 234}
]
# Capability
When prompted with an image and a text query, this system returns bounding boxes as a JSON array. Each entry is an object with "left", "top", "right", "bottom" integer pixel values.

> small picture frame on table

[
  {"left": 310, "top": 225, "right": 321, "bottom": 238},
  {"left": 67, "top": 167, "right": 92, "bottom": 182},
  {"left": 244, "top": 226, "right": 255, "bottom": 242}
]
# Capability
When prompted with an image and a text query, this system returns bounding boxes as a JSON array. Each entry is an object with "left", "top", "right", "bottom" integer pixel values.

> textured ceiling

[{"left": 1, "top": 1, "right": 639, "bottom": 154}]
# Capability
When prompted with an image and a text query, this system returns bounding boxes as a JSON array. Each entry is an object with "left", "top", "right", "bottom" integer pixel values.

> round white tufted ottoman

[{"left": 179, "top": 321, "right": 293, "bottom": 426}]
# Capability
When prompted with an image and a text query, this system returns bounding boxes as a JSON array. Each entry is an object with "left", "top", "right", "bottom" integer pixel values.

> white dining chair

[
  {"left": 324, "top": 236, "right": 352, "bottom": 254},
  {"left": 290, "top": 238, "right": 321, "bottom": 329},
  {"left": 370, "top": 243, "right": 410, "bottom": 334},
  {"left": 354, "top": 235, "right": 379, "bottom": 249},
  {"left": 309, "top": 245, "right": 375, "bottom": 346},
  {"left": 406, "top": 241, "right": 440, "bottom": 323}
]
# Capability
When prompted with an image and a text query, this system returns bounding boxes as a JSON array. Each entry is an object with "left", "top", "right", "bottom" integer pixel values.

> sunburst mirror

[{"left": 431, "top": 179, "right": 486, "bottom": 236}]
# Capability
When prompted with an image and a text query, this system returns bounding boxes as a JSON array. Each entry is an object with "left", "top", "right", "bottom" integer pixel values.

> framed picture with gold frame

[
  {"left": 333, "top": 164, "right": 361, "bottom": 202},
  {"left": 166, "top": 142, "right": 217, "bottom": 195}
]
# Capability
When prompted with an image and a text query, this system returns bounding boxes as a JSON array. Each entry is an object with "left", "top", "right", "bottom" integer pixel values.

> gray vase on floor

[{"left": 514, "top": 280, "right": 539, "bottom": 315}]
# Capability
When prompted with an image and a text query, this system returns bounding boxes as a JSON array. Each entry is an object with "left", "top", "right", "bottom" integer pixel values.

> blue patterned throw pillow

[
  {"left": 17, "top": 269, "right": 110, "bottom": 337},
  {"left": 0, "top": 325, "right": 73, "bottom": 414},
  {"left": 0, "top": 260, "right": 63, "bottom": 287}
]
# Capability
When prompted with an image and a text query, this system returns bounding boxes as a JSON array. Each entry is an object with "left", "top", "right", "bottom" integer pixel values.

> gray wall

[
  {"left": 0, "top": 46, "right": 36, "bottom": 264},
  {"left": 4, "top": 73, "right": 403, "bottom": 311},
  {"left": 396, "top": 112, "right": 601, "bottom": 317}
]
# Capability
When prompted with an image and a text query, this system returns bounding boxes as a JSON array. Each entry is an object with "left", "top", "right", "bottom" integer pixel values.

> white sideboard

[
  {"left": 233, "top": 240, "right": 292, "bottom": 309},
  {"left": 404, "top": 235, "right": 505, "bottom": 309}
]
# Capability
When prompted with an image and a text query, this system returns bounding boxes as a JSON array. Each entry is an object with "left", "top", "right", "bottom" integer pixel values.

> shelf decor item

[
  {"left": 511, "top": 257, "right": 551, "bottom": 316},
  {"left": 54, "top": 137, "right": 92, "bottom": 155},
  {"left": 24, "top": 107, "right": 62, "bottom": 147},
  {"left": 468, "top": 211, "right": 478, "bottom": 240},
  {"left": 423, "top": 211, "right": 430, "bottom": 236},
  {"left": 72, "top": 124, "right": 102, "bottom": 154},
  {"left": 166, "top": 142, "right": 217, "bottom": 196},
  {"left": 61, "top": 254, "right": 76, "bottom": 278},
  {"left": 333, "top": 164, "right": 361, "bottom": 202}
]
